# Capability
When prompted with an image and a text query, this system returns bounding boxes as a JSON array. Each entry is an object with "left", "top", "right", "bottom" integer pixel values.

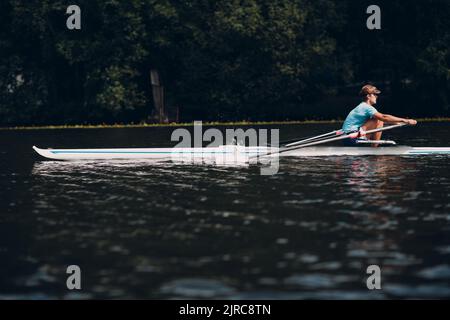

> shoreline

[{"left": 1, "top": 117, "right": 450, "bottom": 131}]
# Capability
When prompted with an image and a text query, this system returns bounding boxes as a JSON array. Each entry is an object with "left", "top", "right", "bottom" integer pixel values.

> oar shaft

[
  {"left": 362, "top": 123, "right": 406, "bottom": 135},
  {"left": 284, "top": 130, "right": 342, "bottom": 147}
]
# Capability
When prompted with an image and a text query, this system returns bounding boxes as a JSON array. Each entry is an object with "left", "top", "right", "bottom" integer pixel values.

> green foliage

[
  {"left": 94, "top": 65, "right": 147, "bottom": 116},
  {"left": 0, "top": 0, "right": 449, "bottom": 125}
]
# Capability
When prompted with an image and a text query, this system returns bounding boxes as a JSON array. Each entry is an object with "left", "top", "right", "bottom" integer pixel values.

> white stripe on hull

[
  {"left": 33, "top": 145, "right": 450, "bottom": 161},
  {"left": 284, "top": 146, "right": 450, "bottom": 156}
]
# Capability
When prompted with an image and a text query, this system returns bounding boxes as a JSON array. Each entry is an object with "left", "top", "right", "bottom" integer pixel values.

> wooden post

[
  {"left": 150, "top": 69, "right": 165, "bottom": 123},
  {"left": 160, "top": 85, "right": 165, "bottom": 122}
]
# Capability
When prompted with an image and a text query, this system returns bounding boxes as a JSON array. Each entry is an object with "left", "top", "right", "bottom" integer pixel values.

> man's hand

[{"left": 405, "top": 119, "right": 417, "bottom": 125}]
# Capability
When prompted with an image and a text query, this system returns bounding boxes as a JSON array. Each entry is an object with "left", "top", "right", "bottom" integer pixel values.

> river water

[{"left": 1, "top": 123, "right": 449, "bottom": 299}]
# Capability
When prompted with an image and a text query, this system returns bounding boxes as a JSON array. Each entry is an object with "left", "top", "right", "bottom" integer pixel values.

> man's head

[{"left": 360, "top": 84, "right": 381, "bottom": 105}]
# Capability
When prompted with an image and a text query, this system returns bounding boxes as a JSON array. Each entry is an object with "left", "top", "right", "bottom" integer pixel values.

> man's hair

[{"left": 359, "top": 84, "right": 381, "bottom": 97}]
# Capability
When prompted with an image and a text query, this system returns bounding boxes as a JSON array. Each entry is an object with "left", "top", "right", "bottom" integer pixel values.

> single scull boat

[
  {"left": 32, "top": 124, "right": 450, "bottom": 161},
  {"left": 32, "top": 145, "right": 450, "bottom": 160}
]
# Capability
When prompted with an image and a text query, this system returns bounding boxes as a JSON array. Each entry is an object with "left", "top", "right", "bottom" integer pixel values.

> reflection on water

[
  {"left": 32, "top": 159, "right": 175, "bottom": 175},
  {"left": 1, "top": 124, "right": 450, "bottom": 299}
]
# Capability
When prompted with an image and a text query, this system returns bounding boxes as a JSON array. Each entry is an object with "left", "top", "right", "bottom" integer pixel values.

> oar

[
  {"left": 252, "top": 123, "right": 408, "bottom": 159},
  {"left": 268, "top": 129, "right": 344, "bottom": 147},
  {"left": 284, "top": 129, "right": 344, "bottom": 147}
]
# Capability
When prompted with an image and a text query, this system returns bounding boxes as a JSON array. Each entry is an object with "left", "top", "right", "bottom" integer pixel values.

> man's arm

[{"left": 373, "top": 112, "right": 417, "bottom": 125}]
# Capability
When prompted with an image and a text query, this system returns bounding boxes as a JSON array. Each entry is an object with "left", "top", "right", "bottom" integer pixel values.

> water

[{"left": 1, "top": 123, "right": 449, "bottom": 299}]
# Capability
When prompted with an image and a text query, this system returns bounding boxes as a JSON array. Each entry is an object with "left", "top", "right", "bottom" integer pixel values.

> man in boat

[{"left": 342, "top": 84, "right": 417, "bottom": 146}]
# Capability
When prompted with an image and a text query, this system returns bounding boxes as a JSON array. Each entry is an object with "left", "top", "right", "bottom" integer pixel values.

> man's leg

[{"left": 361, "top": 118, "right": 384, "bottom": 146}]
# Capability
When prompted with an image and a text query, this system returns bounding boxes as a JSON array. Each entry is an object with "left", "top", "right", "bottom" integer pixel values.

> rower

[{"left": 342, "top": 84, "right": 417, "bottom": 147}]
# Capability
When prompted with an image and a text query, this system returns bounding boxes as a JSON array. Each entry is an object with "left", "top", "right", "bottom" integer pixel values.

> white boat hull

[{"left": 33, "top": 145, "right": 450, "bottom": 161}]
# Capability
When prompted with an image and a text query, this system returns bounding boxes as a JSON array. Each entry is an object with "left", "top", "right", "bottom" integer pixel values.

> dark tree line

[{"left": 0, "top": 0, "right": 449, "bottom": 126}]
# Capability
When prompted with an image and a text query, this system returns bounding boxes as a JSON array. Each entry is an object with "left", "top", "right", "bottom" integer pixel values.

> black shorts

[{"left": 342, "top": 130, "right": 360, "bottom": 146}]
